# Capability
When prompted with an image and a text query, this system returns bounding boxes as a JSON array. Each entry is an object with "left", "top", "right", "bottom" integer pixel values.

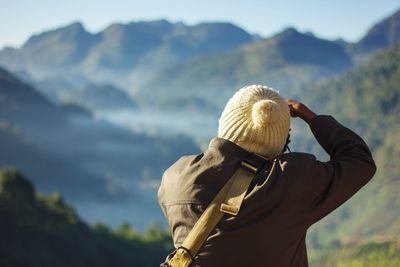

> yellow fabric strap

[
  {"left": 220, "top": 165, "right": 256, "bottom": 216},
  {"left": 168, "top": 162, "right": 257, "bottom": 267}
]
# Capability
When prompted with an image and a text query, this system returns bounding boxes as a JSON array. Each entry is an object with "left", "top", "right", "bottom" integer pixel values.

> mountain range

[
  {"left": 135, "top": 27, "right": 353, "bottom": 111},
  {"left": 1, "top": 9, "right": 399, "bottom": 113},
  {"left": 0, "top": 20, "right": 253, "bottom": 92},
  {"left": 134, "top": 9, "right": 400, "bottom": 111}
]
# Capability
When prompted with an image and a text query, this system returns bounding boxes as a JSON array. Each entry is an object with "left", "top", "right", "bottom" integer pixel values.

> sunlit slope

[{"left": 305, "top": 46, "right": 400, "bottom": 248}]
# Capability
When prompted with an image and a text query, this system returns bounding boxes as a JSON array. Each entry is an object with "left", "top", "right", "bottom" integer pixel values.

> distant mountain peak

[
  {"left": 23, "top": 21, "right": 90, "bottom": 49},
  {"left": 31, "top": 21, "right": 87, "bottom": 37},
  {"left": 273, "top": 27, "right": 316, "bottom": 43},
  {"left": 103, "top": 19, "right": 176, "bottom": 35},
  {"left": 270, "top": 27, "right": 352, "bottom": 70},
  {"left": 272, "top": 27, "right": 311, "bottom": 43},
  {"left": 278, "top": 27, "right": 300, "bottom": 37},
  {"left": 64, "top": 21, "right": 85, "bottom": 31},
  {"left": 281, "top": 27, "right": 298, "bottom": 33},
  {"left": 128, "top": 18, "right": 173, "bottom": 27},
  {"left": 353, "top": 8, "right": 400, "bottom": 54},
  {"left": 305, "top": 31, "right": 316, "bottom": 38},
  {"left": 102, "top": 23, "right": 126, "bottom": 34}
]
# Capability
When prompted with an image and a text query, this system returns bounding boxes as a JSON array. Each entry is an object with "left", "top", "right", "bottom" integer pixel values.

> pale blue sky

[{"left": 1, "top": 0, "right": 399, "bottom": 49}]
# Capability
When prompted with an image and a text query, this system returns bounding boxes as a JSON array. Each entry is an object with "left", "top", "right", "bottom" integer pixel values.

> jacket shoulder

[
  {"left": 165, "top": 153, "right": 204, "bottom": 174},
  {"left": 158, "top": 153, "right": 205, "bottom": 205},
  {"left": 277, "top": 152, "right": 317, "bottom": 167}
]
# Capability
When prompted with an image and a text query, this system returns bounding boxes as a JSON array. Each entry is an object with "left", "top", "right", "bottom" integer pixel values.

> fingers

[
  {"left": 285, "top": 98, "right": 300, "bottom": 117},
  {"left": 285, "top": 98, "right": 316, "bottom": 122}
]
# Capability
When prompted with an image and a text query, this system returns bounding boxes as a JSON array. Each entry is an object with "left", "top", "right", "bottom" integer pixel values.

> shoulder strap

[{"left": 164, "top": 160, "right": 259, "bottom": 267}]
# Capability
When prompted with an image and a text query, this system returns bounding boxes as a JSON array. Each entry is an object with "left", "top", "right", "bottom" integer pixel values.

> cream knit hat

[{"left": 218, "top": 85, "right": 290, "bottom": 159}]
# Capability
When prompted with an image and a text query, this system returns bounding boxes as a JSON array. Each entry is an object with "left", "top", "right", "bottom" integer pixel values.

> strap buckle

[
  {"left": 240, "top": 161, "right": 258, "bottom": 174},
  {"left": 161, "top": 246, "right": 194, "bottom": 267},
  {"left": 220, "top": 160, "right": 258, "bottom": 216}
]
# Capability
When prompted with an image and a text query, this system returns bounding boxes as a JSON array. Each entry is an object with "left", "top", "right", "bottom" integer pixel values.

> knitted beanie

[{"left": 218, "top": 85, "right": 290, "bottom": 159}]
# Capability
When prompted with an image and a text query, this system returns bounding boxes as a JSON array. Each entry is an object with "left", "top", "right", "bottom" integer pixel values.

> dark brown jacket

[{"left": 158, "top": 115, "right": 376, "bottom": 266}]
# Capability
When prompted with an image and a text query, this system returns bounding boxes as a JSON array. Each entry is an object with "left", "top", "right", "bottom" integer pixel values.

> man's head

[{"left": 218, "top": 85, "right": 290, "bottom": 159}]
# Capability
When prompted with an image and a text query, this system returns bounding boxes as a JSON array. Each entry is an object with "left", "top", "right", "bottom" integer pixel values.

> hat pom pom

[{"left": 252, "top": 99, "right": 280, "bottom": 127}]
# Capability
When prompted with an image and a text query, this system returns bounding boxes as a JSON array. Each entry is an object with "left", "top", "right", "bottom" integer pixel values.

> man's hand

[{"left": 286, "top": 99, "right": 316, "bottom": 123}]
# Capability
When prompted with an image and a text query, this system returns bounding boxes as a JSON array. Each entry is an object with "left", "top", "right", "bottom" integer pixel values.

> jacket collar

[
  {"left": 209, "top": 137, "right": 252, "bottom": 157},
  {"left": 208, "top": 137, "right": 269, "bottom": 171}
]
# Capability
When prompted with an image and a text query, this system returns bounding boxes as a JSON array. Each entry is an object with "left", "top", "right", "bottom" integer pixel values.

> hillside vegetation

[
  {"left": 311, "top": 240, "right": 400, "bottom": 267},
  {"left": 0, "top": 168, "right": 172, "bottom": 267},
  {"left": 301, "top": 46, "right": 400, "bottom": 258}
]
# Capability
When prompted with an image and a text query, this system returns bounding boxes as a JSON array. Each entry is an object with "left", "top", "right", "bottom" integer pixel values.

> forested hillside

[
  {"left": 301, "top": 46, "right": 400, "bottom": 262},
  {"left": 0, "top": 168, "right": 172, "bottom": 267}
]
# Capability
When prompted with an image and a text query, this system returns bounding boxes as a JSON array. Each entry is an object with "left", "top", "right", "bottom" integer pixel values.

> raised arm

[{"left": 286, "top": 98, "right": 376, "bottom": 224}]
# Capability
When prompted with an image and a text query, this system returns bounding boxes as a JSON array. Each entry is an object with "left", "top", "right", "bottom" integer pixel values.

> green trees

[
  {"left": 311, "top": 241, "right": 400, "bottom": 267},
  {"left": 0, "top": 168, "right": 173, "bottom": 267},
  {"left": 301, "top": 46, "right": 400, "bottom": 266}
]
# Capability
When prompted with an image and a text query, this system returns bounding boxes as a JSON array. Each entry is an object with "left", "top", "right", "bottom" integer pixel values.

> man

[{"left": 158, "top": 85, "right": 376, "bottom": 266}]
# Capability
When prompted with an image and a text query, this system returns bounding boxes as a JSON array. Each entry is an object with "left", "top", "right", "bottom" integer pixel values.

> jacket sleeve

[{"left": 303, "top": 115, "right": 376, "bottom": 224}]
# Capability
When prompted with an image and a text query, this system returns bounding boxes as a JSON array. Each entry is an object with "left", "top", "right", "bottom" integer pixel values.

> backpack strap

[{"left": 162, "top": 160, "right": 259, "bottom": 267}]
